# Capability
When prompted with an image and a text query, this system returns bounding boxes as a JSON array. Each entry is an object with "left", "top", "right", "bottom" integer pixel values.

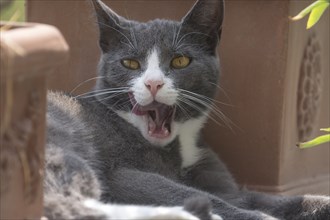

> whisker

[
  {"left": 172, "top": 23, "right": 183, "bottom": 48},
  {"left": 111, "top": 97, "right": 131, "bottom": 111},
  {"left": 93, "top": 92, "right": 128, "bottom": 102},
  {"left": 175, "top": 43, "right": 202, "bottom": 50},
  {"left": 123, "top": 7, "right": 138, "bottom": 49},
  {"left": 120, "top": 40, "right": 135, "bottom": 49},
  {"left": 179, "top": 96, "right": 225, "bottom": 128},
  {"left": 182, "top": 94, "right": 233, "bottom": 129},
  {"left": 113, "top": 99, "right": 132, "bottom": 113},
  {"left": 179, "top": 92, "right": 235, "bottom": 130},
  {"left": 208, "top": 82, "right": 231, "bottom": 101},
  {"left": 97, "top": 21, "right": 136, "bottom": 49},
  {"left": 74, "top": 87, "right": 130, "bottom": 98},
  {"left": 70, "top": 76, "right": 105, "bottom": 95},
  {"left": 101, "top": 96, "right": 132, "bottom": 117},
  {"left": 175, "top": 32, "right": 210, "bottom": 49},
  {"left": 104, "top": 100, "right": 130, "bottom": 117},
  {"left": 178, "top": 89, "right": 233, "bottom": 107},
  {"left": 171, "top": 25, "right": 177, "bottom": 48},
  {"left": 75, "top": 87, "right": 128, "bottom": 96},
  {"left": 130, "top": 101, "right": 140, "bottom": 114},
  {"left": 75, "top": 88, "right": 129, "bottom": 99},
  {"left": 176, "top": 98, "right": 193, "bottom": 120}
]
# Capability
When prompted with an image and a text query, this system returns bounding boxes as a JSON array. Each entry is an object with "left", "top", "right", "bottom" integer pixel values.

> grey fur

[
  {"left": 44, "top": 0, "right": 330, "bottom": 219},
  {"left": 184, "top": 196, "right": 212, "bottom": 220}
]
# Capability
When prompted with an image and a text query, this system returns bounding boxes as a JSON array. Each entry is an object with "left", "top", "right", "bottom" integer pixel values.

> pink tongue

[{"left": 132, "top": 107, "right": 147, "bottom": 116}]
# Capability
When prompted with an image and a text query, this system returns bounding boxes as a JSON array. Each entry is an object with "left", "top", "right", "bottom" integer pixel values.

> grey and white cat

[{"left": 45, "top": 0, "right": 330, "bottom": 219}]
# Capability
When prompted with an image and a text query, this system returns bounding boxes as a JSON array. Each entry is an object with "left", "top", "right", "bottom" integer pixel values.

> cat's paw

[
  {"left": 184, "top": 196, "right": 224, "bottom": 220},
  {"left": 184, "top": 196, "right": 213, "bottom": 220},
  {"left": 183, "top": 196, "right": 223, "bottom": 220},
  {"left": 211, "top": 213, "right": 223, "bottom": 220}
]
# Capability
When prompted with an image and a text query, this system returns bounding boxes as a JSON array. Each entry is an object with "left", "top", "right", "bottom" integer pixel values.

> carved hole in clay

[{"left": 297, "top": 33, "right": 322, "bottom": 142}]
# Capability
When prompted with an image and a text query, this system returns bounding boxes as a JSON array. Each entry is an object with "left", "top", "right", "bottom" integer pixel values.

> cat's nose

[{"left": 144, "top": 79, "right": 164, "bottom": 97}]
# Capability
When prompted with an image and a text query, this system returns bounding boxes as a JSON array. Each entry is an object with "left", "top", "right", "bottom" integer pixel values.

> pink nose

[{"left": 145, "top": 79, "right": 164, "bottom": 97}]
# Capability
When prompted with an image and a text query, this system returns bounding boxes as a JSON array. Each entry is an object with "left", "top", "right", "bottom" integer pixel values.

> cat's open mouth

[{"left": 129, "top": 94, "right": 176, "bottom": 139}]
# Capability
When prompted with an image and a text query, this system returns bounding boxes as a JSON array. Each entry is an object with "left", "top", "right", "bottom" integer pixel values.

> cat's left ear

[
  {"left": 91, "top": 0, "right": 130, "bottom": 52},
  {"left": 182, "top": 0, "right": 224, "bottom": 45}
]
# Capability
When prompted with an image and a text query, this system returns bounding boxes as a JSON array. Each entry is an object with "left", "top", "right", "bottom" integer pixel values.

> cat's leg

[
  {"left": 44, "top": 146, "right": 213, "bottom": 220},
  {"left": 101, "top": 168, "right": 278, "bottom": 220},
  {"left": 237, "top": 191, "right": 330, "bottom": 220},
  {"left": 183, "top": 148, "right": 330, "bottom": 220},
  {"left": 44, "top": 146, "right": 107, "bottom": 220}
]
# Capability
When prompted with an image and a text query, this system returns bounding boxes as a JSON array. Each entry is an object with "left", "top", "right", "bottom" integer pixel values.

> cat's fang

[{"left": 148, "top": 115, "right": 157, "bottom": 132}]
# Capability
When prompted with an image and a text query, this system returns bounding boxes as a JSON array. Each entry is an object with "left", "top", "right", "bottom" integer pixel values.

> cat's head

[{"left": 92, "top": 0, "right": 224, "bottom": 146}]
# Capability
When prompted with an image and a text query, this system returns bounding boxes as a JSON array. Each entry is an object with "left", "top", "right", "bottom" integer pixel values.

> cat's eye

[
  {"left": 171, "top": 56, "right": 191, "bottom": 69},
  {"left": 121, "top": 59, "right": 140, "bottom": 70}
]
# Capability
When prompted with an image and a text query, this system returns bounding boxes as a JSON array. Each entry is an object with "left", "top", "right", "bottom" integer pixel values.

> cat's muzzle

[{"left": 129, "top": 93, "right": 176, "bottom": 139}]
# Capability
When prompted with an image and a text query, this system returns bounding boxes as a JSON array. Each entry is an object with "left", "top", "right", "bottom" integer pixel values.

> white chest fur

[
  {"left": 177, "top": 115, "right": 208, "bottom": 168},
  {"left": 117, "top": 110, "right": 208, "bottom": 168}
]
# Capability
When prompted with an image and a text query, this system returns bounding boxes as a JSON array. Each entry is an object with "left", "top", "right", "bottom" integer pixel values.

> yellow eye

[
  {"left": 171, "top": 56, "right": 191, "bottom": 69},
  {"left": 121, "top": 59, "right": 140, "bottom": 70}
]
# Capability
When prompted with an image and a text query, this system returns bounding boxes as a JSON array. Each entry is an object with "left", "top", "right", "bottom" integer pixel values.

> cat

[{"left": 44, "top": 0, "right": 330, "bottom": 219}]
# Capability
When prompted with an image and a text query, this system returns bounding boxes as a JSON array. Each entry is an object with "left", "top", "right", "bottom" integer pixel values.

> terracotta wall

[{"left": 27, "top": 0, "right": 329, "bottom": 195}]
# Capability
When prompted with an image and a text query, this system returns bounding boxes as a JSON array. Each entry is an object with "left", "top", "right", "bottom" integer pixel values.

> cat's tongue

[
  {"left": 145, "top": 104, "right": 175, "bottom": 139},
  {"left": 130, "top": 95, "right": 175, "bottom": 139}
]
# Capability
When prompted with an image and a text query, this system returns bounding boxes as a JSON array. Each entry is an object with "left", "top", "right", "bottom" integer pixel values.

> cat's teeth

[
  {"left": 149, "top": 122, "right": 156, "bottom": 130},
  {"left": 164, "top": 129, "right": 169, "bottom": 135},
  {"left": 148, "top": 115, "right": 156, "bottom": 132}
]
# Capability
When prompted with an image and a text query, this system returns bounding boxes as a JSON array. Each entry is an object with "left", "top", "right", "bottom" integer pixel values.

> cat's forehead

[{"left": 131, "top": 19, "right": 180, "bottom": 50}]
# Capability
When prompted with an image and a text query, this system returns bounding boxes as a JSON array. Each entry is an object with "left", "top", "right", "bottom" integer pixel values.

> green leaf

[
  {"left": 291, "top": 0, "right": 328, "bottom": 21},
  {"left": 298, "top": 134, "right": 330, "bottom": 149},
  {"left": 0, "top": 0, "right": 25, "bottom": 22},
  {"left": 320, "top": 128, "right": 330, "bottom": 132},
  {"left": 307, "top": 2, "right": 330, "bottom": 29}
]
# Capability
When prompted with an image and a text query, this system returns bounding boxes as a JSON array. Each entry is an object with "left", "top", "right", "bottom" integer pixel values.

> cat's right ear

[
  {"left": 91, "top": 0, "right": 129, "bottom": 52},
  {"left": 181, "top": 0, "right": 224, "bottom": 49}
]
